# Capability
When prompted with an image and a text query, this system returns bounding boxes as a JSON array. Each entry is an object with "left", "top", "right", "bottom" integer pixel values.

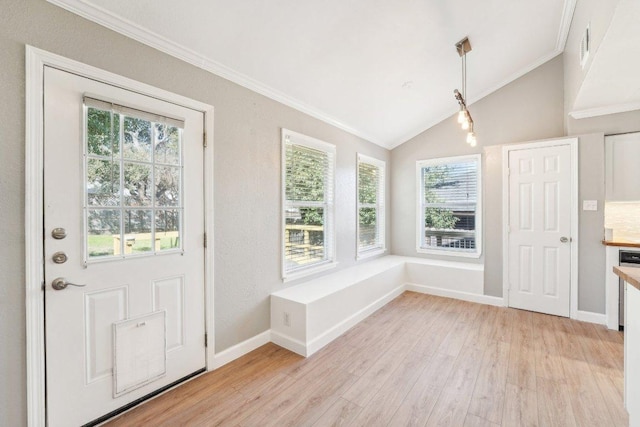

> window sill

[
  {"left": 282, "top": 261, "right": 338, "bottom": 283},
  {"left": 416, "top": 247, "right": 481, "bottom": 259},
  {"left": 356, "top": 247, "right": 386, "bottom": 261}
]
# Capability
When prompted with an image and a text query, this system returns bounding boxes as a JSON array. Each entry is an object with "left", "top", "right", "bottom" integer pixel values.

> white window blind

[
  {"left": 357, "top": 154, "right": 385, "bottom": 257},
  {"left": 282, "top": 129, "right": 335, "bottom": 278},
  {"left": 417, "top": 154, "right": 481, "bottom": 257}
]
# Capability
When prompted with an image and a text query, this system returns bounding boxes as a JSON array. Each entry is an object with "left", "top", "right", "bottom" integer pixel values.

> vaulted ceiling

[
  {"left": 49, "top": 0, "right": 576, "bottom": 148},
  {"left": 570, "top": 0, "right": 640, "bottom": 119}
]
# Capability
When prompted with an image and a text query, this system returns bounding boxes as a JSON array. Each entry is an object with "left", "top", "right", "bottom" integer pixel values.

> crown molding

[
  {"left": 569, "top": 101, "right": 640, "bottom": 119},
  {"left": 48, "top": 0, "right": 576, "bottom": 151},
  {"left": 46, "top": 0, "right": 384, "bottom": 147},
  {"left": 556, "top": 0, "right": 577, "bottom": 51}
]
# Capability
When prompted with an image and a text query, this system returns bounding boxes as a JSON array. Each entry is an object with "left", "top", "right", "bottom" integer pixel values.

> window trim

[
  {"left": 415, "top": 154, "right": 482, "bottom": 258},
  {"left": 356, "top": 153, "right": 386, "bottom": 260},
  {"left": 281, "top": 128, "right": 337, "bottom": 281}
]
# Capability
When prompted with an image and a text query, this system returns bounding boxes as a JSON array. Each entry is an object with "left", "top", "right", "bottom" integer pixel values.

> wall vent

[{"left": 580, "top": 24, "right": 590, "bottom": 68}]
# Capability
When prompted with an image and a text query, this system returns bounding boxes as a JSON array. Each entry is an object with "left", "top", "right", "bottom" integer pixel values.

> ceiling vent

[{"left": 580, "top": 24, "right": 590, "bottom": 68}]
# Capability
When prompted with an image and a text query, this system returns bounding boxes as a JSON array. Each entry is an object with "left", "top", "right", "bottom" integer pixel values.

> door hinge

[
  {"left": 204, "top": 232, "right": 207, "bottom": 248},
  {"left": 506, "top": 167, "right": 510, "bottom": 176},
  {"left": 203, "top": 132, "right": 207, "bottom": 148},
  {"left": 204, "top": 333, "right": 208, "bottom": 347}
]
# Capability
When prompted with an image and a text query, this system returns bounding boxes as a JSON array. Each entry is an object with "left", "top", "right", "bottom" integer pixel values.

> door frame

[
  {"left": 501, "top": 137, "right": 579, "bottom": 318},
  {"left": 25, "top": 46, "right": 215, "bottom": 427}
]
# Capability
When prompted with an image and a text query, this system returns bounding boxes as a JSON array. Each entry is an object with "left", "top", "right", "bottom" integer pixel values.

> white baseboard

[
  {"left": 211, "top": 330, "right": 271, "bottom": 369},
  {"left": 270, "top": 331, "right": 308, "bottom": 357},
  {"left": 213, "top": 289, "right": 602, "bottom": 371},
  {"left": 306, "top": 285, "right": 405, "bottom": 356},
  {"left": 405, "top": 283, "right": 505, "bottom": 307},
  {"left": 575, "top": 310, "right": 607, "bottom": 325}
]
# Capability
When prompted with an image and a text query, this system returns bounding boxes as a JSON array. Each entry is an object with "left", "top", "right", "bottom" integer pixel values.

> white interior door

[
  {"left": 507, "top": 143, "right": 572, "bottom": 317},
  {"left": 44, "top": 66, "right": 206, "bottom": 426}
]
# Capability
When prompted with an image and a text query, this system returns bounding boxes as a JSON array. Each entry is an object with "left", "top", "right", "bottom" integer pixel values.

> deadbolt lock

[
  {"left": 51, "top": 228, "right": 67, "bottom": 240},
  {"left": 52, "top": 251, "right": 68, "bottom": 264}
]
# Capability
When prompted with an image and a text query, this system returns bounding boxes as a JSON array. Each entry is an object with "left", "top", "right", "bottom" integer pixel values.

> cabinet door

[
  {"left": 605, "top": 133, "right": 640, "bottom": 201},
  {"left": 626, "top": 283, "right": 640, "bottom": 426}
]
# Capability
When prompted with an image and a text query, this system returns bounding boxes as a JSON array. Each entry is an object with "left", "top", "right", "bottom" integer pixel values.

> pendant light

[{"left": 454, "top": 37, "right": 476, "bottom": 147}]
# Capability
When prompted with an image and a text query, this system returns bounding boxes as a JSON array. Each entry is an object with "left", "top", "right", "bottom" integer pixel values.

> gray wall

[
  {"left": 562, "top": 0, "right": 640, "bottom": 313},
  {"left": 390, "top": 55, "right": 565, "bottom": 297},
  {"left": 0, "top": 1, "right": 389, "bottom": 425}
]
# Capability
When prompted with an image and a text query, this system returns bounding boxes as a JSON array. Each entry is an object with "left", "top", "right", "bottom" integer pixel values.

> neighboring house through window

[
  {"left": 416, "top": 154, "right": 481, "bottom": 257},
  {"left": 357, "top": 154, "right": 385, "bottom": 258},
  {"left": 282, "top": 129, "right": 336, "bottom": 279}
]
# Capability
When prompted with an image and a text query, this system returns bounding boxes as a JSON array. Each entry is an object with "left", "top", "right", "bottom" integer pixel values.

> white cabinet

[
  {"left": 606, "top": 132, "right": 640, "bottom": 201},
  {"left": 626, "top": 282, "right": 640, "bottom": 426}
]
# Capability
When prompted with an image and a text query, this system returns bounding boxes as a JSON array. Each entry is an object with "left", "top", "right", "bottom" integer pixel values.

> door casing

[
  {"left": 25, "top": 45, "right": 215, "bottom": 427},
  {"left": 501, "top": 137, "right": 579, "bottom": 318}
]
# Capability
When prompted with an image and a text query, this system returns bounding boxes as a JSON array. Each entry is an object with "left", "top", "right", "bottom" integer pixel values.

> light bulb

[
  {"left": 457, "top": 109, "right": 466, "bottom": 124},
  {"left": 461, "top": 120, "right": 469, "bottom": 130},
  {"left": 466, "top": 131, "right": 474, "bottom": 144},
  {"left": 469, "top": 133, "right": 477, "bottom": 147}
]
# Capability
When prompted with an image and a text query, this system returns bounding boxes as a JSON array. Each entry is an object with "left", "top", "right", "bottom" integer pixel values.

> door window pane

[
  {"left": 87, "top": 210, "right": 121, "bottom": 258},
  {"left": 87, "top": 159, "right": 120, "bottom": 207},
  {"left": 155, "top": 209, "right": 181, "bottom": 252},
  {"left": 87, "top": 108, "right": 120, "bottom": 157},
  {"left": 85, "top": 101, "right": 184, "bottom": 260},
  {"left": 124, "top": 162, "right": 152, "bottom": 206},
  {"left": 123, "top": 116, "right": 152, "bottom": 161},
  {"left": 124, "top": 210, "right": 153, "bottom": 254},
  {"left": 155, "top": 124, "right": 181, "bottom": 165},
  {"left": 155, "top": 166, "right": 180, "bottom": 207}
]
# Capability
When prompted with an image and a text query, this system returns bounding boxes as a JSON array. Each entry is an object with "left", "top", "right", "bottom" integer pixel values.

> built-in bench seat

[{"left": 271, "top": 255, "right": 495, "bottom": 357}]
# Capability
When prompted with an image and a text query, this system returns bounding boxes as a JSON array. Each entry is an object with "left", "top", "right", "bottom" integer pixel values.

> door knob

[
  {"left": 51, "top": 277, "right": 86, "bottom": 291},
  {"left": 560, "top": 236, "right": 570, "bottom": 243}
]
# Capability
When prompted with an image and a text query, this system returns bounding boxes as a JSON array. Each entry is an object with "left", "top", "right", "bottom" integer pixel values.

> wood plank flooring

[{"left": 106, "top": 292, "right": 627, "bottom": 427}]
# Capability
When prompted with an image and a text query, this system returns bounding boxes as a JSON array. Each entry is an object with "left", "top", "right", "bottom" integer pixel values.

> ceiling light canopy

[{"left": 454, "top": 37, "right": 476, "bottom": 147}]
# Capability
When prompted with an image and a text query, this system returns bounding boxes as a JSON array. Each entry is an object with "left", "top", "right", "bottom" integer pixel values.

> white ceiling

[
  {"left": 49, "top": 0, "right": 575, "bottom": 149},
  {"left": 571, "top": 0, "right": 640, "bottom": 118}
]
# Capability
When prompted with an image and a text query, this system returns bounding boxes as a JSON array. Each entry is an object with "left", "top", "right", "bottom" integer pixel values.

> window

[
  {"left": 416, "top": 154, "right": 481, "bottom": 257},
  {"left": 282, "top": 129, "right": 336, "bottom": 279},
  {"left": 357, "top": 154, "right": 385, "bottom": 258},
  {"left": 84, "top": 97, "right": 183, "bottom": 261}
]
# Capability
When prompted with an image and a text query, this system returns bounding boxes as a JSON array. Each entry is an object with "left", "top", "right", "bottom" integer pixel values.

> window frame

[
  {"left": 281, "top": 128, "right": 337, "bottom": 281},
  {"left": 356, "top": 153, "right": 386, "bottom": 259},
  {"left": 415, "top": 154, "right": 482, "bottom": 258},
  {"left": 83, "top": 98, "right": 185, "bottom": 263}
]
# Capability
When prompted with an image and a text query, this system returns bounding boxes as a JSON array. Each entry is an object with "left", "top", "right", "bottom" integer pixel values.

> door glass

[
  {"left": 85, "top": 103, "right": 184, "bottom": 261},
  {"left": 87, "top": 210, "right": 121, "bottom": 257}
]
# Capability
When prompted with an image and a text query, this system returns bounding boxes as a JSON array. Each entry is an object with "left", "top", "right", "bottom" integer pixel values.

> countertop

[
  {"left": 602, "top": 240, "right": 640, "bottom": 248},
  {"left": 613, "top": 265, "right": 640, "bottom": 291}
]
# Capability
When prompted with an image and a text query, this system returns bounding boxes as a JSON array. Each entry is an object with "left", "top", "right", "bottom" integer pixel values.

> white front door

[
  {"left": 507, "top": 143, "right": 572, "bottom": 317},
  {"left": 44, "top": 66, "right": 206, "bottom": 426}
]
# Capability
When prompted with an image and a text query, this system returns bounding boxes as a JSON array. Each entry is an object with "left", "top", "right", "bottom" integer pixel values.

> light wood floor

[{"left": 106, "top": 292, "right": 627, "bottom": 427}]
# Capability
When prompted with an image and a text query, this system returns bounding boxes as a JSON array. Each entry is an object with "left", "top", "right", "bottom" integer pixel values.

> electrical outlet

[{"left": 283, "top": 312, "right": 290, "bottom": 327}]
